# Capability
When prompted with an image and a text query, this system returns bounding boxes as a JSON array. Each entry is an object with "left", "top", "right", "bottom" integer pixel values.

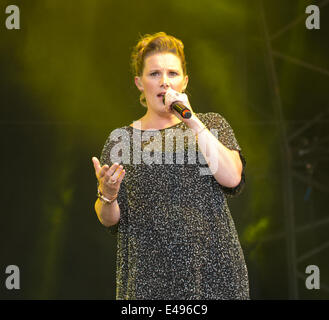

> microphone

[{"left": 163, "top": 96, "right": 192, "bottom": 119}]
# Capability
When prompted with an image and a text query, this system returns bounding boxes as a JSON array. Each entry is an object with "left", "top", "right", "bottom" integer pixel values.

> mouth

[{"left": 157, "top": 92, "right": 166, "bottom": 104}]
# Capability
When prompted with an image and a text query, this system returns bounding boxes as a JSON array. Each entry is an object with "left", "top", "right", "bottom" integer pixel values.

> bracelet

[{"left": 97, "top": 188, "right": 118, "bottom": 205}]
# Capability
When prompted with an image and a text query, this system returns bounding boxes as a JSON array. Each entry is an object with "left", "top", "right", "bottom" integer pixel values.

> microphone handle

[
  {"left": 171, "top": 101, "right": 192, "bottom": 119},
  {"left": 162, "top": 96, "right": 192, "bottom": 119}
]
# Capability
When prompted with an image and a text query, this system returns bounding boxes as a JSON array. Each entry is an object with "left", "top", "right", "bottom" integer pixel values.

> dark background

[{"left": 1, "top": 0, "right": 328, "bottom": 299}]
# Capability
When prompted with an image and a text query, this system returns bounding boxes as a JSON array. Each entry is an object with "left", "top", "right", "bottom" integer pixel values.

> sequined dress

[{"left": 98, "top": 112, "right": 249, "bottom": 300}]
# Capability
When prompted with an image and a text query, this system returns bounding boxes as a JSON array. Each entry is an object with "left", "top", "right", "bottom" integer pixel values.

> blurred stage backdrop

[{"left": 1, "top": 0, "right": 328, "bottom": 299}]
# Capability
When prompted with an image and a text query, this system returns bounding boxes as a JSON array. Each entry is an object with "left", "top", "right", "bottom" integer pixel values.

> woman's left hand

[{"left": 163, "top": 88, "right": 194, "bottom": 121}]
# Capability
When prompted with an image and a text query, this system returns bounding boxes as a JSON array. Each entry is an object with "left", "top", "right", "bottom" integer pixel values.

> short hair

[
  {"left": 131, "top": 32, "right": 187, "bottom": 106},
  {"left": 131, "top": 31, "right": 187, "bottom": 76}
]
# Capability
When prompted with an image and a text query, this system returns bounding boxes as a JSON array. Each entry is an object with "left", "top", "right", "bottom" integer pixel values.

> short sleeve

[
  {"left": 97, "top": 130, "right": 128, "bottom": 236},
  {"left": 206, "top": 112, "right": 246, "bottom": 198}
]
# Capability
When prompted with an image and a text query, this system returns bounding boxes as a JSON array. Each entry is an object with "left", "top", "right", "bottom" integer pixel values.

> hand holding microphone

[{"left": 163, "top": 88, "right": 192, "bottom": 119}]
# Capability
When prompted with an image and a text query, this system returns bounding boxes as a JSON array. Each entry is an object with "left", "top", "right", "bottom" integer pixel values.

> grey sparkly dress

[{"left": 99, "top": 112, "right": 249, "bottom": 300}]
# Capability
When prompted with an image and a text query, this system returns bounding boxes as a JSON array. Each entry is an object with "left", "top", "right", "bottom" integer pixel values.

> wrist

[
  {"left": 186, "top": 115, "right": 207, "bottom": 135},
  {"left": 97, "top": 189, "right": 118, "bottom": 205}
]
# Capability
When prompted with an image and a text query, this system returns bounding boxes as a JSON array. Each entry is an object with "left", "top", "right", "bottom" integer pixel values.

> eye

[
  {"left": 169, "top": 71, "right": 179, "bottom": 76},
  {"left": 150, "top": 71, "right": 159, "bottom": 76}
]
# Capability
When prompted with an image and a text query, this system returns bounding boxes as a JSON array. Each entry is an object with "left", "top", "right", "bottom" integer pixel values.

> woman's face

[{"left": 135, "top": 52, "right": 188, "bottom": 113}]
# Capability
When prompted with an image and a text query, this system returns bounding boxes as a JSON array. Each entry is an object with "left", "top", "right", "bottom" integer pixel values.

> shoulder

[
  {"left": 101, "top": 126, "right": 130, "bottom": 149},
  {"left": 105, "top": 126, "right": 131, "bottom": 138},
  {"left": 100, "top": 125, "right": 130, "bottom": 165},
  {"left": 195, "top": 112, "right": 230, "bottom": 127}
]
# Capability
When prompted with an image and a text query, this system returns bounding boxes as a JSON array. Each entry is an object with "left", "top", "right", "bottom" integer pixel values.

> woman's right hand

[{"left": 92, "top": 157, "right": 126, "bottom": 199}]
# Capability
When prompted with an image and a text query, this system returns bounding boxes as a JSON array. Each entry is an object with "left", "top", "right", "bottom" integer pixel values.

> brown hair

[{"left": 131, "top": 32, "right": 187, "bottom": 107}]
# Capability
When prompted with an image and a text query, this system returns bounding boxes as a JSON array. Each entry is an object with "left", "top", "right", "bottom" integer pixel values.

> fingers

[
  {"left": 180, "top": 93, "right": 190, "bottom": 105},
  {"left": 117, "top": 168, "right": 126, "bottom": 183},
  {"left": 164, "top": 88, "right": 179, "bottom": 107},
  {"left": 165, "top": 88, "right": 190, "bottom": 109},
  {"left": 109, "top": 165, "right": 126, "bottom": 185},
  {"left": 92, "top": 157, "right": 101, "bottom": 174},
  {"left": 92, "top": 157, "right": 109, "bottom": 179},
  {"left": 92, "top": 157, "right": 126, "bottom": 186},
  {"left": 107, "top": 164, "right": 125, "bottom": 183},
  {"left": 100, "top": 162, "right": 125, "bottom": 182},
  {"left": 92, "top": 157, "right": 112, "bottom": 178}
]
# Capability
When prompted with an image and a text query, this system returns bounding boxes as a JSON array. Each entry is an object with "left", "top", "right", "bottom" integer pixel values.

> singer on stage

[{"left": 92, "top": 32, "right": 249, "bottom": 299}]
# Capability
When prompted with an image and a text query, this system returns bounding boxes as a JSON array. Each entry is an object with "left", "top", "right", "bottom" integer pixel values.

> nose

[{"left": 160, "top": 73, "right": 170, "bottom": 88}]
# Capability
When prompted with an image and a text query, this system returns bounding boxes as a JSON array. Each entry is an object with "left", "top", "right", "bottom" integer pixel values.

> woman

[{"left": 92, "top": 32, "right": 249, "bottom": 300}]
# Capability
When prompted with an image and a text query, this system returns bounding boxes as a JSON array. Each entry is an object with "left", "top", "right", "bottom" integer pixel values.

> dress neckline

[{"left": 128, "top": 121, "right": 183, "bottom": 132}]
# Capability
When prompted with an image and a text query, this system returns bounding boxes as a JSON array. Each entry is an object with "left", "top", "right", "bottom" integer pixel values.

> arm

[
  {"left": 163, "top": 89, "right": 242, "bottom": 188},
  {"left": 92, "top": 157, "right": 126, "bottom": 227},
  {"left": 188, "top": 114, "right": 243, "bottom": 188},
  {"left": 94, "top": 197, "right": 120, "bottom": 227}
]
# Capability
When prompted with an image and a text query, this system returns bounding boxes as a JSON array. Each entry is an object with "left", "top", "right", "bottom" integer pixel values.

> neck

[{"left": 139, "top": 109, "right": 182, "bottom": 130}]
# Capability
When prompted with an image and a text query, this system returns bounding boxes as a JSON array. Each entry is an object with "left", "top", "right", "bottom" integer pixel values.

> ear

[{"left": 134, "top": 76, "right": 144, "bottom": 91}]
